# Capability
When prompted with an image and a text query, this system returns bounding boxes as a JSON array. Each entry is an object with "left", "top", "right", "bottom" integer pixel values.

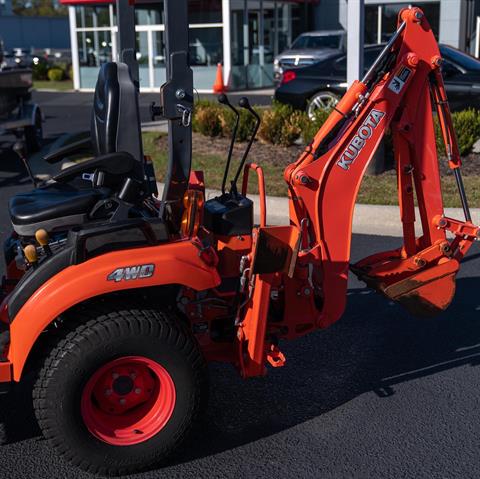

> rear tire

[{"left": 33, "top": 306, "right": 208, "bottom": 476}]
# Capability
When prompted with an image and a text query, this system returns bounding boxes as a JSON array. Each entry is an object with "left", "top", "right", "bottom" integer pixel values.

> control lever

[
  {"left": 13, "top": 141, "right": 38, "bottom": 187},
  {"left": 217, "top": 93, "right": 240, "bottom": 194},
  {"left": 230, "top": 97, "right": 261, "bottom": 195}
]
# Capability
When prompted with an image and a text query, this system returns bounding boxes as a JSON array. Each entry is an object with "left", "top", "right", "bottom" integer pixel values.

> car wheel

[{"left": 307, "top": 91, "right": 340, "bottom": 120}]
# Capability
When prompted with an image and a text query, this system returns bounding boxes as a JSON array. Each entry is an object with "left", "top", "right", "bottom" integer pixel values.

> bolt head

[
  {"left": 119, "top": 398, "right": 127, "bottom": 405},
  {"left": 105, "top": 389, "right": 112, "bottom": 396},
  {"left": 438, "top": 218, "right": 448, "bottom": 228},
  {"left": 175, "top": 89, "right": 186, "bottom": 99},
  {"left": 112, "top": 372, "right": 119, "bottom": 379},
  {"left": 135, "top": 388, "right": 142, "bottom": 395}
]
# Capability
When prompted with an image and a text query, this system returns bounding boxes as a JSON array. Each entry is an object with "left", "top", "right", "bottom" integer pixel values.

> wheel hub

[
  {"left": 113, "top": 375, "right": 134, "bottom": 395},
  {"left": 81, "top": 356, "right": 176, "bottom": 445}
]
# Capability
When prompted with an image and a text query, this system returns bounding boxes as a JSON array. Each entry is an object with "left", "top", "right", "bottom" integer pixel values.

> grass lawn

[
  {"left": 33, "top": 80, "right": 74, "bottom": 91},
  {"left": 143, "top": 132, "right": 480, "bottom": 208}
]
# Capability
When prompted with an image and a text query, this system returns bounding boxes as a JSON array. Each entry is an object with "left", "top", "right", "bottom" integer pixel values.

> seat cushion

[{"left": 9, "top": 183, "right": 110, "bottom": 236}]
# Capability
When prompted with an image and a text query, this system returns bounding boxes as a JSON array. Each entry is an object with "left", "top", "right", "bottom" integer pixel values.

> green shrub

[
  {"left": 55, "top": 62, "right": 72, "bottom": 80},
  {"left": 47, "top": 67, "right": 64, "bottom": 82},
  {"left": 258, "top": 101, "right": 302, "bottom": 146},
  {"left": 300, "top": 109, "right": 331, "bottom": 145},
  {"left": 435, "top": 108, "right": 480, "bottom": 157},
  {"left": 193, "top": 102, "right": 222, "bottom": 137},
  {"left": 193, "top": 99, "right": 261, "bottom": 141},
  {"left": 32, "top": 61, "right": 49, "bottom": 81},
  {"left": 220, "top": 106, "right": 262, "bottom": 142}
]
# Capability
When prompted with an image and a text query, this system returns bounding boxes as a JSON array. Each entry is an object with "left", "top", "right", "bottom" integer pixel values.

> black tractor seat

[
  {"left": 8, "top": 61, "right": 153, "bottom": 238},
  {"left": 9, "top": 183, "right": 111, "bottom": 236}
]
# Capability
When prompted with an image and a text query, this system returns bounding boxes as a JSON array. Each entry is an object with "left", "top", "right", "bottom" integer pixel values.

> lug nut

[
  {"left": 119, "top": 398, "right": 126, "bottom": 405},
  {"left": 105, "top": 389, "right": 112, "bottom": 396},
  {"left": 135, "top": 388, "right": 142, "bottom": 394},
  {"left": 130, "top": 372, "right": 137, "bottom": 379},
  {"left": 112, "top": 372, "right": 119, "bottom": 379}
]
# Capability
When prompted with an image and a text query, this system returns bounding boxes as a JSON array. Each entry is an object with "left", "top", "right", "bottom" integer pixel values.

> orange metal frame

[{"left": 3, "top": 7, "right": 479, "bottom": 383}]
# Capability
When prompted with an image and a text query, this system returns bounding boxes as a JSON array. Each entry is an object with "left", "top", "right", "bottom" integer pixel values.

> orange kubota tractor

[{"left": 0, "top": 1, "right": 477, "bottom": 475}]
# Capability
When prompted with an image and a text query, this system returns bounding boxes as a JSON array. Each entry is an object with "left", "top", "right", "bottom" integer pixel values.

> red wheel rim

[{"left": 80, "top": 356, "right": 176, "bottom": 446}]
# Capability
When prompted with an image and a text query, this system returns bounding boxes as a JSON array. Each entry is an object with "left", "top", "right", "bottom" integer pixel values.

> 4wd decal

[
  {"left": 337, "top": 109, "right": 386, "bottom": 171},
  {"left": 107, "top": 264, "right": 155, "bottom": 282}
]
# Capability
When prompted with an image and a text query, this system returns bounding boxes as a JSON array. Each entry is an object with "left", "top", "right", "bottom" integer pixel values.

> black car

[{"left": 275, "top": 44, "right": 480, "bottom": 117}]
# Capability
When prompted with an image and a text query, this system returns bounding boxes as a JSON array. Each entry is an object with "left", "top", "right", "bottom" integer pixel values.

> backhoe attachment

[{"left": 284, "top": 6, "right": 480, "bottom": 324}]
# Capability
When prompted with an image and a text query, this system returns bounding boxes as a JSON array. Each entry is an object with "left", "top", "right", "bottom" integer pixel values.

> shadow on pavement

[
  {"left": 173, "top": 275, "right": 480, "bottom": 464},
  {"left": 0, "top": 275, "right": 478, "bottom": 464}
]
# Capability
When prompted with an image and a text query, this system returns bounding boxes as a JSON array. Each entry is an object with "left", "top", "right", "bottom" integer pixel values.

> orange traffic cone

[{"left": 213, "top": 63, "right": 226, "bottom": 93}]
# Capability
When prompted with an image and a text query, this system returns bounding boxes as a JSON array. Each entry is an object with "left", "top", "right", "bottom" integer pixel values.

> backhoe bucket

[{"left": 355, "top": 259, "right": 459, "bottom": 318}]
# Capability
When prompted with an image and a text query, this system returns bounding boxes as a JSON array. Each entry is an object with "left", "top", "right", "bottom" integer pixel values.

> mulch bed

[
  {"left": 155, "top": 133, "right": 304, "bottom": 167},
  {"left": 155, "top": 133, "right": 480, "bottom": 176}
]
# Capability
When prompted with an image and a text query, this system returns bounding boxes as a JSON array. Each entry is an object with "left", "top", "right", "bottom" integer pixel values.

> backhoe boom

[{"left": 283, "top": 7, "right": 479, "bottom": 325}]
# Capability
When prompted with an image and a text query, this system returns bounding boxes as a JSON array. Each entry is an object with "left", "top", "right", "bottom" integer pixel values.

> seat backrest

[{"left": 91, "top": 62, "right": 145, "bottom": 184}]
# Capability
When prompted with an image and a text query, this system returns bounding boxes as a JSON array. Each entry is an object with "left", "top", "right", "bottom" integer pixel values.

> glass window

[
  {"left": 135, "top": 6, "right": 163, "bottom": 26},
  {"left": 291, "top": 34, "right": 343, "bottom": 50},
  {"left": 365, "top": 6, "right": 380, "bottom": 44},
  {"left": 76, "top": 6, "right": 111, "bottom": 29},
  {"left": 189, "top": 27, "right": 222, "bottom": 66},
  {"left": 188, "top": 0, "right": 222, "bottom": 24},
  {"left": 77, "top": 30, "right": 112, "bottom": 67},
  {"left": 365, "top": 3, "right": 439, "bottom": 44}
]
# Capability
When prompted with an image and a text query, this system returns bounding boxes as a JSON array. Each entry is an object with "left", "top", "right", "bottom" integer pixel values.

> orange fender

[{"left": 8, "top": 239, "right": 221, "bottom": 380}]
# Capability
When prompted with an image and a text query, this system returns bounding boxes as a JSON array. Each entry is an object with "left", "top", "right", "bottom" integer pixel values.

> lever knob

[
  {"left": 238, "top": 97, "right": 250, "bottom": 109},
  {"left": 35, "top": 229, "right": 49, "bottom": 247},
  {"left": 217, "top": 93, "right": 228, "bottom": 105},
  {"left": 24, "top": 244, "right": 38, "bottom": 264}
]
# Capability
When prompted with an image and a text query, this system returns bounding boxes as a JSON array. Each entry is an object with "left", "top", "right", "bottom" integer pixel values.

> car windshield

[
  {"left": 291, "top": 34, "right": 342, "bottom": 50},
  {"left": 440, "top": 46, "right": 480, "bottom": 71}
]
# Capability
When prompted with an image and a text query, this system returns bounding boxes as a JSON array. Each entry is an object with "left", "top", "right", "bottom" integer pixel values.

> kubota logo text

[
  {"left": 107, "top": 264, "right": 155, "bottom": 282},
  {"left": 337, "top": 109, "right": 385, "bottom": 171}
]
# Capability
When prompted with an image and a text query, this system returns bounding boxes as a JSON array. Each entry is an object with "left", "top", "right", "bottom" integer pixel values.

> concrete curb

[{"left": 157, "top": 183, "right": 480, "bottom": 238}]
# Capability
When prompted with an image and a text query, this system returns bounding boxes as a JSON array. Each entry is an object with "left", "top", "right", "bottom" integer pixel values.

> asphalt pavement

[
  {"left": 0, "top": 94, "right": 479, "bottom": 478},
  {"left": 32, "top": 90, "right": 274, "bottom": 139}
]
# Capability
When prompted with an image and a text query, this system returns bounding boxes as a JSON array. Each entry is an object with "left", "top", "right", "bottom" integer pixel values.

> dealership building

[{"left": 67, "top": 0, "right": 480, "bottom": 92}]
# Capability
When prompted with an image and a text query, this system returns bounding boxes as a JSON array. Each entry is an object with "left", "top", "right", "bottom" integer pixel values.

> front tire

[{"left": 33, "top": 306, "right": 208, "bottom": 476}]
